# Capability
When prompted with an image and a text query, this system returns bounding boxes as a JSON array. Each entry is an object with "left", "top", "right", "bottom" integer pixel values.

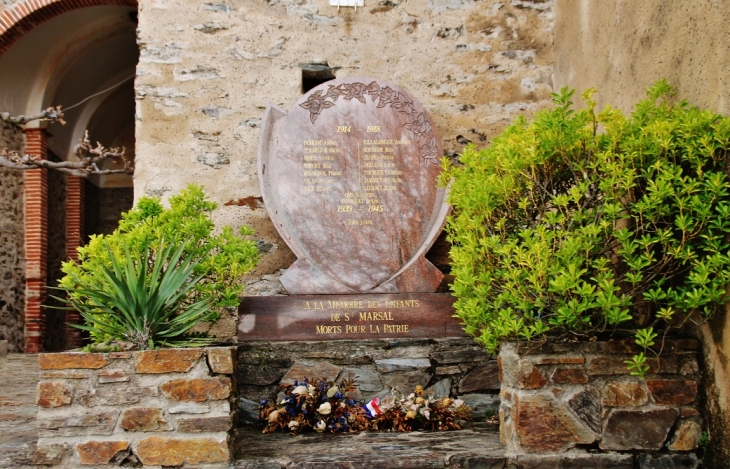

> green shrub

[
  {"left": 58, "top": 238, "right": 215, "bottom": 350},
  {"left": 440, "top": 81, "right": 730, "bottom": 376},
  {"left": 58, "top": 184, "right": 259, "bottom": 347}
]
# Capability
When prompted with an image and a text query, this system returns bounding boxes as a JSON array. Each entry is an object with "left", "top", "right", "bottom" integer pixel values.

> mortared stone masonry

[
  {"left": 35, "top": 347, "right": 237, "bottom": 467},
  {"left": 499, "top": 339, "right": 703, "bottom": 457}
]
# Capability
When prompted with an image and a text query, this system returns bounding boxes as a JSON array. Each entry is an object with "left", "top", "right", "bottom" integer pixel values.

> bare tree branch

[
  {"left": 0, "top": 108, "right": 133, "bottom": 177},
  {"left": 0, "top": 106, "right": 65, "bottom": 126}
]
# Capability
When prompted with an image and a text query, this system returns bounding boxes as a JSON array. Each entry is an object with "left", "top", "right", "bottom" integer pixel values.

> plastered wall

[
  {"left": 134, "top": 0, "right": 555, "bottom": 281},
  {"left": 553, "top": 1, "right": 730, "bottom": 465},
  {"left": 553, "top": 0, "right": 729, "bottom": 116}
]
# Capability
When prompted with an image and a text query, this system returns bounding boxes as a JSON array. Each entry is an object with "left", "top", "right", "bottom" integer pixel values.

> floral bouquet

[
  {"left": 259, "top": 378, "right": 472, "bottom": 435},
  {"left": 369, "top": 385, "right": 471, "bottom": 432},
  {"left": 259, "top": 377, "right": 370, "bottom": 435}
]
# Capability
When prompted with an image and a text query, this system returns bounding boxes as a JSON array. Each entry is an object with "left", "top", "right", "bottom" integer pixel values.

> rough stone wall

[
  {"left": 0, "top": 121, "right": 25, "bottom": 352},
  {"left": 134, "top": 0, "right": 555, "bottom": 281},
  {"left": 499, "top": 340, "right": 701, "bottom": 464},
  {"left": 44, "top": 167, "right": 67, "bottom": 352},
  {"left": 35, "top": 347, "right": 237, "bottom": 467},
  {"left": 552, "top": 1, "right": 730, "bottom": 464}
]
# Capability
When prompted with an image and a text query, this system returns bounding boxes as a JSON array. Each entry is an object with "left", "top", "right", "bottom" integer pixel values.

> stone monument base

[
  {"left": 235, "top": 337, "right": 501, "bottom": 426},
  {"left": 238, "top": 293, "right": 462, "bottom": 341},
  {"left": 236, "top": 294, "right": 500, "bottom": 432}
]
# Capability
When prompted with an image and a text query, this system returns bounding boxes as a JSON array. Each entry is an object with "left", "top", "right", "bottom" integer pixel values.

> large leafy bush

[
  {"left": 58, "top": 184, "right": 259, "bottom": 348},
  {"left": 440, "top": 81, "right": 730, "bottom": 375}
]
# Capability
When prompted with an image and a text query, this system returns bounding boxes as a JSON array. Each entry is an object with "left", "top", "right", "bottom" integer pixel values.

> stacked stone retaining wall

[
  {"left": 499, "top": 339, "right": 702, "bottom": 464},
  {"left": 35, "top": 347, "right": 237, "bottom": 467}
]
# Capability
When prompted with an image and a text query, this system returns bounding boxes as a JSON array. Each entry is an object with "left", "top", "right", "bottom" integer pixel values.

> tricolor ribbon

[{"left": 365, "top": 397, "right": 382, "bottom": 417}]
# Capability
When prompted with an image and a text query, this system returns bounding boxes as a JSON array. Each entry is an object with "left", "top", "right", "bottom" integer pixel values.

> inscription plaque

[
  {"left": 238, "top": 294, "right": 463, "bottom": 341},
  {"left": 259, "top": 77, "right": 448, "bottom": 294}
]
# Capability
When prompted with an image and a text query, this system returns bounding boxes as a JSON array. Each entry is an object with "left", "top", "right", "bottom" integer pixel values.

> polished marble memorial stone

[{"left": 258, "top": 77, "right": 448, "bottom": 294}]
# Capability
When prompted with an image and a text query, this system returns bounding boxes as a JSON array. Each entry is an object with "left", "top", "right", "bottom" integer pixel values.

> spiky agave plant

[{"left": 54, "top": 238, "right": 215, "bottom": 350}]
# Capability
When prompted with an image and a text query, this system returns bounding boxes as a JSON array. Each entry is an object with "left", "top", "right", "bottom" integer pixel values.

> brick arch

[{"left": 0, "top": 0, "right": 137, "bottom": 57}]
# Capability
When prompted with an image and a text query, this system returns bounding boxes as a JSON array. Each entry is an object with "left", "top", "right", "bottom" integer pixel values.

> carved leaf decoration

[
  {"left": 325, "top": 85, "right": 341, "bottom": 101},
  {"left": 339, "top": 83, "right": 352, "bottom": 98},
  {"left": 423, "top": 157, "right": 438, "bottom": 168},
  {"left": 377, "top": 86, "right": 394, "bottom": 108},
  {"left": 299, "top": 81, "right": 440, "bottom": 165},
  {"left": 420, "top": 135, "right": 438, "bottom": 159},
  {"left": 299, "top": 90, "right": 327, "bottom": 123},
  {"left": 352, "top": 83, "right": 367, "bottom": 103},
  {"left": 366, "top": 81, "right": 380, "bottom": 100}
]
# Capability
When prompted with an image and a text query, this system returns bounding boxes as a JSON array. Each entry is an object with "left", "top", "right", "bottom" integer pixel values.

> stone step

[
  {"left": 232, "top": 424, "right": 700, "bottom": 469},
  {"left": 233, "top": 423, "right": 505, "bottom": 468}
]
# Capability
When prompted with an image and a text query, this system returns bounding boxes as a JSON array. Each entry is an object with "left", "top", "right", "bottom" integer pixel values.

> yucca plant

[
  {"left": 54, "top": 238, "right": 215, "bottom": 350},
  {"left": 58, "top": 184, "right": 259, "bottom": 346}
]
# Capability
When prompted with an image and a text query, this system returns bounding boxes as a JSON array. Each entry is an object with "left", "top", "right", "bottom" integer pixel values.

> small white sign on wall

[{"left": 329, "top": 0, "right": 364, "bottom": 8}]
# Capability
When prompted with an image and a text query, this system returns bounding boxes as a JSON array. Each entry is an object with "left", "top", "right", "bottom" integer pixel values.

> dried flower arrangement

[{"left": 259, "top": 377, "right": 472, "bottom": 435}]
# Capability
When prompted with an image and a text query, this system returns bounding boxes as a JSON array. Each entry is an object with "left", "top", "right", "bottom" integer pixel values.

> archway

[{"left": 0, "top": 2, "right": 137, "bottom": 352}]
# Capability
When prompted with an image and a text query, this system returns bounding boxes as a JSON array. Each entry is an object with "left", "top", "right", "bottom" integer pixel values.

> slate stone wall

[
  {"left": 34, "top": 347, "right": 237, "bottom": 467},
  {"left": 236, "top": 338, "right": 501, "bottom": 425},
  {"left": 499, "top": 339, "right": 701, "bottom": 462},
  {"left": 0, "top": 121, "right": 25, "bottom": 352}
]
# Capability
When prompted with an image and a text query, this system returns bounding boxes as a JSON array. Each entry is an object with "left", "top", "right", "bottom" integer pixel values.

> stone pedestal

[
  {"left": 498, "top": 340, "right": 702, "bottom": 455},
  {"left": 34, "top": 348, "right": 237, "bottom": 467},
  {"left": 235, "top": 338, "right": 500, "bottom": 425}
]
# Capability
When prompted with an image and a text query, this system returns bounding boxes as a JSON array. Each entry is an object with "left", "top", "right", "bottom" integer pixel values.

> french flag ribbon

[{"left": 365, "top": 397, "right": 382, "bottom": 417}]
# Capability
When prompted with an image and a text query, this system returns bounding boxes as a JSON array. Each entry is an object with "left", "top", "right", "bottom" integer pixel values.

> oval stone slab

[{"left": 259, "top": 77, "right": 448, "bottom": 294}]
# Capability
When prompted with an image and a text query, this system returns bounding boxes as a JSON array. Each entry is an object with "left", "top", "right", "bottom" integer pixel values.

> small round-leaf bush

[
  {"left": 439, "top": 81, "right": 730, "bottom": 377},
  {"left": 57, "top": 184, "right": 260, "bottom": 349}
]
